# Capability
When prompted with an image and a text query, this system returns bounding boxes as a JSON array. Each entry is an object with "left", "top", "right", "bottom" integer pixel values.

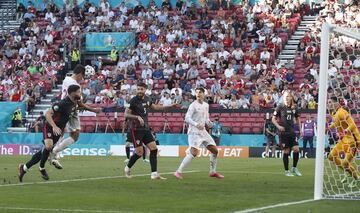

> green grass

[{"left": 0, "top": 156, "right": 359, "bottom": 213}]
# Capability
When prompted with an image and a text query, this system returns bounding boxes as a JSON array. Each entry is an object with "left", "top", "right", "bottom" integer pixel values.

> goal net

[{"left": 315, "top": 23, "right": 360, "bottom": 200}]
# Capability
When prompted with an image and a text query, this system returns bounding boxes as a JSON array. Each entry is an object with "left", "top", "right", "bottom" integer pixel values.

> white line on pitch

[
  {"left": 233, "top": 199, "right": 315, "bottom": 213},
  {"left": 218, "top": 171, "right": 284, "bottom": 175},
  {"left": 0, "top": 170, "right": 199, "bottom": 187},
  {"left": 0, "top": 206, "right": 135, "bottom": 213}
]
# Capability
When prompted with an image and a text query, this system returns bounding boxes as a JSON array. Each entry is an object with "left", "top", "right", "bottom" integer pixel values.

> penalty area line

[
  {"left": 233, "top": 199, "right": 315, "bottom": 213},
  {"left": 0, "top": 170, "right": 199, "bottom": 187}
]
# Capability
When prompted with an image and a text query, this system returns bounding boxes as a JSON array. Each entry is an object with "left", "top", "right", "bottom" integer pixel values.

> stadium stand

[{"left": 2, "top": 0, "right": 358, "bottom": 134}]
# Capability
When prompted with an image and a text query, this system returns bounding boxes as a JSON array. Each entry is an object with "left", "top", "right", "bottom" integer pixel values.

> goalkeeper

[{"left": 328, "top": 96, "right": 360, "bottom": 187}]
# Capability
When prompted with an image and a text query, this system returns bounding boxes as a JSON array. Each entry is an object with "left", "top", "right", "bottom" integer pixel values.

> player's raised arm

[
  {"left": 78, "top": 101, "right": 101, "bottom": 113},
  {"left": 124, "top": 107, "right": 144, "bottom": 126},
  {"left": 150, "top": 103, "right": 177, "bottom": 111}
]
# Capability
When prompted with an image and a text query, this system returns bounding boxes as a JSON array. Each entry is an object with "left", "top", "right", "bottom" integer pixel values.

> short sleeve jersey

[
  {"left": 273, "top": 103, "right": 299, "bottom": 133},
  {"left": 48, "top": 97, "right": 78, "bottom": 130},
  {"left": 128, "top": 95, "right": 152, "bottom": 130}
]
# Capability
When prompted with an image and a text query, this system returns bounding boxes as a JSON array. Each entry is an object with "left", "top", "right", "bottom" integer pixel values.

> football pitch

[{"left": 0, "top": 156, "right": 359, "bottom": 213}]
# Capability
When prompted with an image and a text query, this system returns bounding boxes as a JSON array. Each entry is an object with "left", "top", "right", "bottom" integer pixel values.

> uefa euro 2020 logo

[{"left": 104, "top": 35, "right": 114, "bottom": 47}]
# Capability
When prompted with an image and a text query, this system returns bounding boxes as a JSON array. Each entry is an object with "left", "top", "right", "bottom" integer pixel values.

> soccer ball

[{"left": 85, "top": 65, "right": 95, "bottom": 78}]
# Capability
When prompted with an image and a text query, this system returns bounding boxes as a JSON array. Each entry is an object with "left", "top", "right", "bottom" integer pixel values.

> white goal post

[{"left": 315, "top": 23, "right": 360, "bottom": 200}]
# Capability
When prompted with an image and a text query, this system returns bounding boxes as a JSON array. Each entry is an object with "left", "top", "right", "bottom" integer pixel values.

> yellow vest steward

[
  {"left": 110, "top": 49, "right": 118, "bottom": 61},
  {"left": 72, "top": 50, "right": 80, "bottom": 62},
  {"left": 12, "top": 109, "right": 22, "bottom": 121}
]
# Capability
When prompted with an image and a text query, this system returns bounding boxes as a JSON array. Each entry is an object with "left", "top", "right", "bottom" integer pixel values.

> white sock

[
  {"left": 210, "top": 153, "right": 217, "bottom": 173},
  {"left": 151, "top": 172, "right": 158, "bottom": 176},
  {"left": 177, "top": 154, "right": 194, "bottom": 173},
  {"left": 52, "top": 137, "right": 75, "bottom": 154},
  {"left": 23, "top": 164, "right": 28, "bottom": 172}
]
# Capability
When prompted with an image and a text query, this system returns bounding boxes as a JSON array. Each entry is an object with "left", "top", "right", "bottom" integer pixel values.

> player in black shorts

[
  {"left": 17, "top": 85, "right": 81, "bottom": 182},
  {"left": 122, "top": 118, "right": 148, "bottom": 163},
  {"left": 272, "top": 90, "right": 302, "bottom": 177},
  {"left": 124, "top": 82, "right": 176, "bottom": 180}
]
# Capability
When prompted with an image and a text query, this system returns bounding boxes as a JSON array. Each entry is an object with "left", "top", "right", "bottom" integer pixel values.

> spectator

[
  {"left": 45, "top": 9, "right": 54, "bottom": 21},
  {"left": 224, "top": 63, "right": 235, "bottom": 79},
  {"left": 353, "top": 55, "right": 360, "bottom": 69},
  {"left": 238, "top": 94, "right": 250, "bottom": 109},
  {"left": 120, "top": 78, "right": 131, "bottom": 93},
  {"left": 331, "top": 54, "right": 343, "bottom": 69},
  {"left": 219, "top": 95, "right": 230, "bottom": 109},
  {"left": 152, "top": 67, "right": 164, "bottom": 80},
  {"left": 305, "top": 43, "right": 315, "bottom": 61},
  {"left": 180, "top": 94, "right": 191, "bottom": 109},
  {"left": 328, "top": 63, "right": 337, "bottom": 78},
  {"left": 159, "top": 82, "right": 169, "bottom": 96},
  {"left": 207, "top": 64, "right": 217, "bottom": 79},
  {"left": 298, "top": 94, "right": 308, "bottom": 109},
  {"left": 251, "top": 91, "right": 260, "bottom": 111},
  {"left": 303, "top": 88, "right": 313, "bottom": 103},
  {"left": 211, "top": 79, "right": 221, "bottom": 103},
  {"left": 308, "top": 97, "right": 317, "bottom": 109},
  {"left": 23, "top": 9, "right": 36, "bottom": 21},
  {"left": 228, "top": 94, "right": 238, "bottom": 109},
  {"left": 17, "top": 3, "right": 26, "bottom": 20},
  {"left": 165, "top": 75, "right": 175, "bottom": 90},
  {"left": 299, "top": 78, "right": 313, "bottom": 90},
  {"left": 10, "top": 87, "right": 23, "bottom": 102},
  {"left": 163, "top": 64, "right": 174, "bottom": 79},
  {"left": 260, "top": 48, "right": 271, "bottom": 66},
  {"left": 145, "top": 75, "right": 154, "bottom": 91},
  {"left": 284, "top": 69, "right": 295, "bottom": 84},
  {"left": 100, "top": 0, "right": 110, "bottom": 13},
  {"left": 171, "top": 83, "right": 182, "bottom": 96},
  {"left": 232, "top": 47, "right": 244, "bottom": 63},
  {"left": 1, "top": 75, "right": 13, "bottom": 85},
  {"left": 141, "top": 65, "right": 153, "bottom": 79},
  {"left": 159, "top": 92, "right": 172, "bottom": 106},
  {"left": 174, "top": 89, "right": 182, "bottom": 104},
  {"left": 297, "top": 41, "right": 306, "bottom": 59},
  {"left": 187, "top": 63, "right": 199, "bottom": 80},
  {"left": 256, "top": 60, "right": 267, "bottom": 74},
  {"left": 32, "top": 111, "right": 45, "bottom": 132},
  {"left": 195, "top": 76, "right": 206, "bottom": 88},
  {"left": 115, "top": 93, "right": 125, "bottom": 108}
]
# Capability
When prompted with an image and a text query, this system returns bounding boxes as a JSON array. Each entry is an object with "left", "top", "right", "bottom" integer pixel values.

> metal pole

[{"left": 314, "top": 22, "right": 331, "bottom": 201}]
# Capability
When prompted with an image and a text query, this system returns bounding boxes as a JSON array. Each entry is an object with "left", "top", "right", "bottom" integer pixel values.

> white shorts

[
  {"left": 187, "top": 131, "right": 216, "bottom": 151},
  {"left": 67, "top": 115, "right": 81, "bottom": 131}
]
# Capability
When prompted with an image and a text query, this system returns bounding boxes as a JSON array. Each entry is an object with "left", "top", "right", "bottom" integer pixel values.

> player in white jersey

[
  {"left": 49, "top": 64, "right": 101, "bottom": 169},
  {"left": 174, "top": 88, "right": 224, "bottom": 179}
]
